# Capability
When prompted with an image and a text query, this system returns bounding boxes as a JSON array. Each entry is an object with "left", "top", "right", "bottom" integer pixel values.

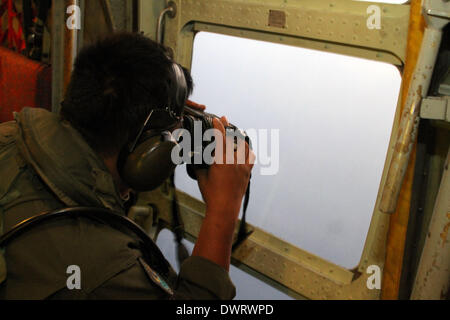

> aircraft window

[{"left": 174, "top": 32, "right": 401, "bottom": 269}]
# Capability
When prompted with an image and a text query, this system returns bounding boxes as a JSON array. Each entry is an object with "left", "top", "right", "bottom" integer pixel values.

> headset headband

[{"left": 169, "top": 63, "right": 188, "bottom": 115}]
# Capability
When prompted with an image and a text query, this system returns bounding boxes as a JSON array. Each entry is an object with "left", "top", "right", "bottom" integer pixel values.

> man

[{"left": 0, "top": 33, "right": 254, "bottom": 299}]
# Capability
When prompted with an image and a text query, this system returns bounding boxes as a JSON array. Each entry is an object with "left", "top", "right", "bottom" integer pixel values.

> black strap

[
  {"left": 170, "top": 173, "right": 189, "bottom": 268},
  {"left": 232, "top": 179, "right": 253, "bottom": 252}
]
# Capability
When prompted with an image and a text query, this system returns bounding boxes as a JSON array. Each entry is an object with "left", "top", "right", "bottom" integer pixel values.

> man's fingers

[
  {"left": 235, "top": 136, "right": 246, "bottom": 164},
  {"left": 247, "top": 149, "right": 256, "bottom": 168},
  {"left": 212, "top": 117, "right": 226, "bottom": 139},
  {"left": 186, "top": 100, "right": 206, "bottom": 111},
  {"left": 212, "top": 116, "right": 254, "bottom": 167},
  {"left": 212, "top": 118, "right": 226, "bottom": 164},
  {"left": 220, "top": 116, "right": 229, "bottom": 128}
]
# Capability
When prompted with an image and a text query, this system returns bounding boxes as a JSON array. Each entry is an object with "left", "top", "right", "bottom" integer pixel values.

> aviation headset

[
  {"left": 118, "top": 62, "right": 188, "bottom": 192},
  {"left": 117, "top": 61, "right": 252, "bottom": 253}
]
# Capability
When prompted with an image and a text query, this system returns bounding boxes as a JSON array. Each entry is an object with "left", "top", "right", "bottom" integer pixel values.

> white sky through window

[{"left": 173, "top": 32, "right": 401, "bottom": 270}]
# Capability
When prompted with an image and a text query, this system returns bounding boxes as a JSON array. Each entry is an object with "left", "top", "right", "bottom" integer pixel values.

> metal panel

[
  {"left": 160, "top": 0, "right": 410, "bottom": 68},
  {"left": 51, "top": 0, "right": 66, "bottom": 113},
  {"left": 421, "top": 96, "right": 449, "bottom": 121},
  {"left": 380, "top": 0, "right": 449, "bottom": 214},
  {"left": 138, "top": 0, "right": 166, "bottom": 38},
  {"left": 411, "top": 148, "right": 450, "bottom": 299}
]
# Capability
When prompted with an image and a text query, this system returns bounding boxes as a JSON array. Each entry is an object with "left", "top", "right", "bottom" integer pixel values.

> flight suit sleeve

[
  {"left": 172, "top": 256, "right": 236, "bottom": 300},
  {"left": 79, "top": 256, "right": 235, "bottom": 300}
]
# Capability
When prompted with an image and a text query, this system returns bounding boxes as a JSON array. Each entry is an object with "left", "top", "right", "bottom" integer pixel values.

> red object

[
  {"left": 0, "top": 46, "right": 52, "bottom": 123},
  {"left": 0, "top": 0, "right": 26, "bottom": 52},
  {"left": 186, "top": 100, "right": 206, "bottom": 111}
]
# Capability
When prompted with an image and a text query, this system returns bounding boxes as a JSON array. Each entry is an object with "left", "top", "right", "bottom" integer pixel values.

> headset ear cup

[{"left": 121, "top": 131, "right": 179, "bottom": 192}]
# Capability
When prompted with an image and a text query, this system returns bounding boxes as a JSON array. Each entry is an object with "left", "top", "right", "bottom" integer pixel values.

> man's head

[{"left": 61, "top": 32, "right": 193, "bottom": 158}]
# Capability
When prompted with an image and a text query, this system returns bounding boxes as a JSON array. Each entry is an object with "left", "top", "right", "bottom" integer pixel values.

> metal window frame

[{"left": 138, "top": 0, "right": 411, "bottom": 299}]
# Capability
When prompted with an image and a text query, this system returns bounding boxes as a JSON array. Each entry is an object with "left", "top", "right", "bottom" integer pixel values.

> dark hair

[{"left": 61, "top": 32, "right": 193, "bottom": 156}]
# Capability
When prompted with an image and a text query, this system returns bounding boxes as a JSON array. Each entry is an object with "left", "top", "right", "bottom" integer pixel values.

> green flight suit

[{"left": 0, "top": 107, "right": 235, "bottom": 300}]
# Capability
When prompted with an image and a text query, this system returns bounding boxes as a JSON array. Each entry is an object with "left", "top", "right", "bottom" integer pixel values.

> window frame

[{"left": 138, "top": 0, "right": 410, "bottom": 299}]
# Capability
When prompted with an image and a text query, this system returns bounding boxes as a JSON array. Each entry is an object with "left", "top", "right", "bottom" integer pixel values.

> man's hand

[
  {"left": 196, "top": 116, "right": 255, "bottom": 222},
  {"left": 192, "top": 116, "right": 255, "bottom": 271}
]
